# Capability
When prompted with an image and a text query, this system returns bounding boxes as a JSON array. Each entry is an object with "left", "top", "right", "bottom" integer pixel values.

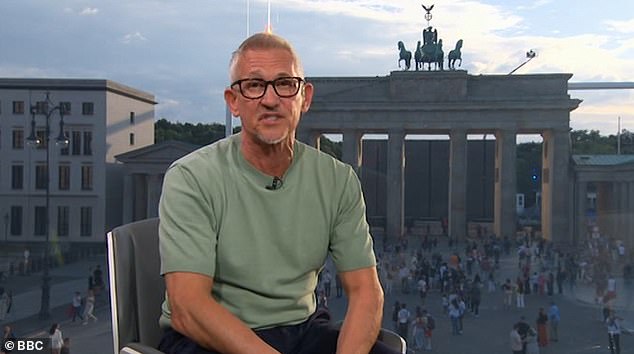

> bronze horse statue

[
  {"left": 448, "top": 39, "right": 463, "bottom": 70},
  {"left": 397, "top": 41, "right": 412, "bottom": 70},
  {"left": 414, "top": 41, "right": 423, "bottom": 71}
]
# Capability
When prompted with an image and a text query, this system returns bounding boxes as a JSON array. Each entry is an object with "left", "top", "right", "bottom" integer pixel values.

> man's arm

[
  {"left": 165, "top": 272, "right": 280, "bottom": 354},
  {"left": 336, "top": 266, "right": 384, "bottom": 354}
]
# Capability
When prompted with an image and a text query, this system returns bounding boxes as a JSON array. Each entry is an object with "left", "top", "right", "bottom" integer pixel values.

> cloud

[
  {"left": 80, "top": 7, "right": 99, "bottom": 16},
  {"left": 121, "top": 31, "right": 148, "bottom": 44},
  {"left": 605, "top": 19, "right": 634, "bottom": 34}
]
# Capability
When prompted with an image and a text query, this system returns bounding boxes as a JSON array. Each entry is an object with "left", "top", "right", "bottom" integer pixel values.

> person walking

[
  {"left": 70, "top": 292, "right": 83, "bottom": 322},
  {"left": 510, "top": 324, "right": 524, "bottom": 354},
  {"left": 423, "top": 310, "right": 434, "bottom": 351},
  {"left": 547, "top": 301, "right": 560, "bottom": 342},
  {"left": 397, "top": 303, "right": 411, "bottom": 342},
  {"left": 82, "top": 289, "right": 97, "bottom": 324},
  {"left": 0, "top": 288, "right": 8, "bottom": 321},
  {"left": 391, "top": 301, "right": 400, "bottom": 331},
  {"left": 49, "top": 323, "right": 63, "bottom": 354},
  {"left": 516, "top": 277, "right": 525, "bottom": 308},
  {"left": 606, "top": 311, "right": 623, "bottom": 354},
  {"left": 1, "top": 325, "right": 16, "bottom": 354},
  {"left": 525, "top": 327, "right": 540, "bottom": 354},
  {"left": 448, "top": 299, "right": 461, "bottom": 335},
  {"left": 536, "top": 308, "right": 548, "bottom": 347}
]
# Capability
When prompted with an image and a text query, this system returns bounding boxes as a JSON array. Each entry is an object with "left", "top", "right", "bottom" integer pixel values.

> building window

[
  {"left": 59, "top": 165, "right": 70, "bottom": 190},
  {"left": 129, "top": 133, "right": 135, "bottom": 146},
  {"left": 82, "top": 102, "right": 94, "bottom": 115},
  {"left": 12, "top": 101, "right": 24, "bottom": 114},
  {"left": 11, "top": 165, "right": 24, "bottom": 190},
  {"left": 10, "top": 206, "right": 22, "bottom": 236},
  {"left": 36, "top": 130, "right": 47, "bottom": 149},
  {"left": 130, "top": 112, "right": 135, "bottom": 124},
  {"left": 72, "top": 131, "right": 81, "bottom": 155},
  {"left": 12, "top": 129, "right": 24, "bottom": 149},
  {"left": 34, "top": 101, "right": 48, "bottom": 114},
  {"left": 81, "top": 165, "right": 93, "bottom": 190},
  {"left": 83, "top": 131, "right": 92, "bottom": 155},
  {"left": 34, "top": 206, "right": 46, "bottom": 236},
  {"left": 35, "top": 164, "right": 48, "bottom": 189},
  {"left": 61, "top": 130, "right": 70, "bottom": 155},
  {"left": 60, "top": 102, "right": 71, "bottom": 115},
  {"left": 57, "top": 206, "right": 69, "bottom": 237},
  {"left": 80, "top": 206, "right": 92, "bottom": 236}
]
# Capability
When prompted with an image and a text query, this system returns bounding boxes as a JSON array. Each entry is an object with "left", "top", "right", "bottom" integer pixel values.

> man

[
  {"left": 158, "top": 32, "right": 394, "bottom": 354},
  {"left": 396, "top": 303, "right": 411, "bottom": 341},
  {"left": 547, "top": 301, "right": 560, "bottom": 342}
]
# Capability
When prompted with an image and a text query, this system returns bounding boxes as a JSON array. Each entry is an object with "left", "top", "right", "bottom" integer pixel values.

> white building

[{"left": 0, "top": 78, "right": 155, "bottom": 250}]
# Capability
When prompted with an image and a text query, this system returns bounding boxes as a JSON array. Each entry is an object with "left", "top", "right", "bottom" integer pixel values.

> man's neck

[{"left": 241, "top": 136, "right": 295, "bottom": 177}]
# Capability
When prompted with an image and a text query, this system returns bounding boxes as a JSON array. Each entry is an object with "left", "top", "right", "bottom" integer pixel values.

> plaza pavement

[{"left": 1, "top": 241, "right": 632, "bottom": 354}]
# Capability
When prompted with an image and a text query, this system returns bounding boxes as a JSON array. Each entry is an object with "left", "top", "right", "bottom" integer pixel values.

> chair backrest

[
  {"left": 377, "top": 328, "right": 407, "bottom": 354},
  {"left": 108, "top": 218, "right": 164, "bottom": 353}
]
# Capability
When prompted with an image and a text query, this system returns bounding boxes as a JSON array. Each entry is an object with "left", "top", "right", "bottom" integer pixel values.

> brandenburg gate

[{"left": 297, "top": 71, "right": 581, "bottom": 244}]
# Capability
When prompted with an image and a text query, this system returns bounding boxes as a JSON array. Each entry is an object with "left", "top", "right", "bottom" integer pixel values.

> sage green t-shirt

[{"left": 158, "top": 133, "right": 376, "bottom": 330}]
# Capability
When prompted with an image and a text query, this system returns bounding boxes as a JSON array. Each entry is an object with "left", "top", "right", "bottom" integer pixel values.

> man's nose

[{"left": 260, "top": 83, "right": 280, "bottom": 105}]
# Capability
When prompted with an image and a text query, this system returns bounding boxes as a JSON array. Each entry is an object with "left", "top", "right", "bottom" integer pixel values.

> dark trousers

[
  {"left": 608, "top": 333, "right": 620, "bottom": 354},
  {"left": 159, "top": 309, "right": 401, "bottom": 354}
]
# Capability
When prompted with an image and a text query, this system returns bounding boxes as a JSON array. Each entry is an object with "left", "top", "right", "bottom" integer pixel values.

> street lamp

[{"left": 26, "top": 92, "right": 69, "bottom": 320}]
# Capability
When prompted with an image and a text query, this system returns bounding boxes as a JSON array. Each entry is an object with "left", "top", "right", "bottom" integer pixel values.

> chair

[
  {"left": 108, "top": 217, "right": 406, "bottom": 354},
  {"left": 107, "top": 218, "right": 165, "bottom": 354},
  {"left": 377, "top": 328, "right": 407, "bottom": 354}
]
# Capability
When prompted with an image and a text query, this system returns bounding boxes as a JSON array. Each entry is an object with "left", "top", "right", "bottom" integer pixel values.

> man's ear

[
  {"left": 301, "top": 82, "right": 314, "bottom": 113},
  {"left": 224, "top": 88, "right": 240, "bottom": 117}
]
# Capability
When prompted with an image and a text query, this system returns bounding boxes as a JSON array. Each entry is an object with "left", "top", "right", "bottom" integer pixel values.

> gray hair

[{"left": 228, "top": 32, "right": 304, "bottom": 82}]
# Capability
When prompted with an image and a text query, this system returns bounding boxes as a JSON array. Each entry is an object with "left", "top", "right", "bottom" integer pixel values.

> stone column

[
  {"left": 541, "top": 129, "right": 570, "bottom": 244},
  {"left": 296, "top": 130, "right": 321, "bottom": 149},
  {"left": 133, "top": 174, "right": 147, "bottom": 221},
  {"left": 122, "top": 174, "right": 134, "bottom": 224},
  {"left": 449, "top": 129, "right": 467, "bottom": 242},
  {"left": 596, "top": 182, "right": 610, "bottom": 237},
  {"left": 616, "top": 182, "right": 625, "bottom": 239},
  {"left": 146, "top": 174, "right": 162, "bottom": 218},
  {"left": 386, "top": 129, "right": 405, "bottom": 240},
  {"left": 342, "top": 129, "right": 363, "bottom": 173},
  {"left": 493, "top": 129, "right": 517, "bottom": 239},
  {"left": 629, "top": 182, "right": 634, "bottom": 250},
  {"left": 575, "top": 181, "right": 588, "bottom": 245}
]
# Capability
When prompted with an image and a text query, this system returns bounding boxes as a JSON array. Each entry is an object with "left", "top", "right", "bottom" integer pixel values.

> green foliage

[
  {"left": 319, "top": 136, "right": 342, "bottom": 160},
  {"left": 155, "top": 118, "right": 225, "bottom": 146},
  {"left": 155, "top": 119, "right": 631, "bottom": 201}
]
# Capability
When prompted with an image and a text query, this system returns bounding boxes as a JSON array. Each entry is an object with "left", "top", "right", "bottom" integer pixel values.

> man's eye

[
  {"left": 245, "top": 80, "right": 265, "bottom": 89},
  {"left": 276, "top": 79, "right": 294, "bottom": 87}
]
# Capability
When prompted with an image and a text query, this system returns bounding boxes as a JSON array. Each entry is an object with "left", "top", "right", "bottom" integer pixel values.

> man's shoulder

[
  {"left": 297, "top": 141, "right": 351, "bottom": 173},
  {"left": 169, "top": 135, "right": 237, "bottom": 173}
]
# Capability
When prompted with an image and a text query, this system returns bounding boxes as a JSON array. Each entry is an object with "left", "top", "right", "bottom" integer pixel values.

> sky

[{"left": 1, "top": 0, "right": 634, "bottom": 137}]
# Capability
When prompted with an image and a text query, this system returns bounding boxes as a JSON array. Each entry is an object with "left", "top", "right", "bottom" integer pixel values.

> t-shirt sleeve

[
  {"left": 329, "top": 166, "right": 376, "bottom": 272},
  {"left": 159, "top": 163, "right": 218, "bottom": 277}
]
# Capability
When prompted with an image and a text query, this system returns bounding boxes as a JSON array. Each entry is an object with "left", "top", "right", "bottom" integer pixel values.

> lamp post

[
  {"left": 26, "top": 92, "right": 69, "bottom": 320},
  {"left": 3, "top": 212, "right": 8, "bottom": 243}
]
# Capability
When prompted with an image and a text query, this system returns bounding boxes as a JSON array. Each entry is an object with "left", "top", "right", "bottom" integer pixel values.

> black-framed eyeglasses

[{"left": 230, "top": 77, "right": 305, "bottom": 99}]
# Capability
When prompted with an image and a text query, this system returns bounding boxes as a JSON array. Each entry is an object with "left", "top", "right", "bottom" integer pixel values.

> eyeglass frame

[{"left": 230, "top": 76, "right": 305, "bottom": 99}]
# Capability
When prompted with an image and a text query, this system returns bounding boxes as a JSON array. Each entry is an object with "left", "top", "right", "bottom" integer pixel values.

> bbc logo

[{"left": 2, "top": 338, "right": 50, "bottom": 353}]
